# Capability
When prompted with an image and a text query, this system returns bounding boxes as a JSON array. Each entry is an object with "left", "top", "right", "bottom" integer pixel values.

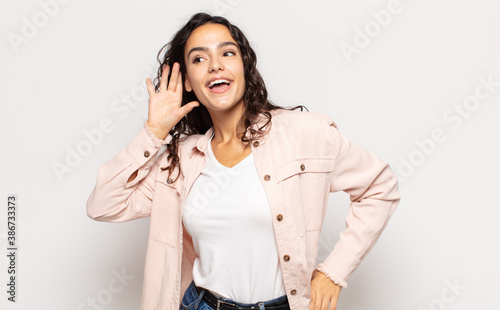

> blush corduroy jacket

[{"left": 86, "top": 108, "right": 400, "bottom": 310}]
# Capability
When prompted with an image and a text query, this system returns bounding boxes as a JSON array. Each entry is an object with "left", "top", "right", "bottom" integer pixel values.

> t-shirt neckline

[{"left": 207, "top": 132, "right": 253, "bottom": 170}]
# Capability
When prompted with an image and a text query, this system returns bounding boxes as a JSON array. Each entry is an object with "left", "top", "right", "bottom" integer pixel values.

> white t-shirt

[{"left": 182, "top": 132, "right": 287, "bottom": 303}]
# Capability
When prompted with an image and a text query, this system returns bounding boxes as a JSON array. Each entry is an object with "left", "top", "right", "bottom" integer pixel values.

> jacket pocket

[
  {"left": 276, "top": 158, "right": 334, "bottom": 183},
  {"left": 275, "top": 157, "right": 334, "bottom": 233}
]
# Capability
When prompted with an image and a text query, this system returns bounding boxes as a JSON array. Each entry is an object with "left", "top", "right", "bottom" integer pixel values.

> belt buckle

[{"left": 217, "top": 299, "right": 239, "bottom": 310}]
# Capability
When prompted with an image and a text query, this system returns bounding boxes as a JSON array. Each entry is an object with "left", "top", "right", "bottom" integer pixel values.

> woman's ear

[{"left": 184, "top": 75, "right": 192, "bottom": 92}]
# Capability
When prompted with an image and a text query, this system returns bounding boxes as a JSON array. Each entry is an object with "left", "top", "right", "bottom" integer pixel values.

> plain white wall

[{"left": 1, "top": 0, "right": 499, "bottom": 309}]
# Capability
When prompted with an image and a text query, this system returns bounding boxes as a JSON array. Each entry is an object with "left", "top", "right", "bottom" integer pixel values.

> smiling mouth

[{"left": 206, "top": 79, "right": 232, "bottom": 93}]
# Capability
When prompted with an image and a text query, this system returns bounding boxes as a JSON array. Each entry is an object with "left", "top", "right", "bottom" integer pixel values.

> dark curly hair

[{"left": 152, "top": 12, "right": 307, "bottom": 183}]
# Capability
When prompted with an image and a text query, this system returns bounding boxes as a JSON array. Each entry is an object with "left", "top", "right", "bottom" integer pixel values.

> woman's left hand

[{"left": 309, "top": 270, "right": 342, "bottom": 310}]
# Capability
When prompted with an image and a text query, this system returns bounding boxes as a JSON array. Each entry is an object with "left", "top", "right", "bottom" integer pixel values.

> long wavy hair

[{"left": 152, "top": 12, "right": 308, "bottom": 183}]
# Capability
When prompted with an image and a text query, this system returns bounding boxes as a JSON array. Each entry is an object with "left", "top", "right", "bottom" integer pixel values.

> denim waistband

[{"left": 193, "top": 281, "right": 289, "bottom": 310}]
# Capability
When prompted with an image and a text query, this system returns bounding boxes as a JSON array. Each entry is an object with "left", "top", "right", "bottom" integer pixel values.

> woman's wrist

[{"left": 146, "top": 122, "right": 169, "bottom": 140}]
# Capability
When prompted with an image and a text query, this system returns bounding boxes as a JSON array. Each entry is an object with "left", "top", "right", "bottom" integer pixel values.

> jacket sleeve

[
  {"left": 86, "top": 120, "right": 172, "bottom": 222},
  {"left": 314, "top": 117, "right": 401, "bottom": 288}
]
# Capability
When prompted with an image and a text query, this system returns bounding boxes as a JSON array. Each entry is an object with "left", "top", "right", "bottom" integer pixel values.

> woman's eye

[
  {"left": 223, "top": 51, "right": 235, "bottom": 57},
  {"left": 193, "top": 57, "right": 205, "bottom": 64}
]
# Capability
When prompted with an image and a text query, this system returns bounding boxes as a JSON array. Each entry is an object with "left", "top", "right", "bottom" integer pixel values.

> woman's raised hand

[{"left": 145, "top": 62, "right": 199, "bottom": 140}]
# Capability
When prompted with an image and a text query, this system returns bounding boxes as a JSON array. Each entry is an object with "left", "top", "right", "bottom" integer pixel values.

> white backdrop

[{"left": 1, "top": 0, "right": 499, "bottom": 309}]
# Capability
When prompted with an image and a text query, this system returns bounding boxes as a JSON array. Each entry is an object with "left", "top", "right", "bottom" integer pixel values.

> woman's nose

[{"left": 208, "top": 57, "right": 224, "bottom": 72}]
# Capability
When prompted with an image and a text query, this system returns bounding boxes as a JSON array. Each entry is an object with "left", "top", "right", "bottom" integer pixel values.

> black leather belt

[{"left": 195, "top": 285, "right": 290, "bottom": 310}]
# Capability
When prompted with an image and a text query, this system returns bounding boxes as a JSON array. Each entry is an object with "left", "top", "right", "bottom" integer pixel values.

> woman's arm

[
  {"left": 314, "top": 117, "right": 401, "bottom": 287},
  {"left": 86, "top": 121, "right": 170, "bottom": 222},
  {"left": 86, "top": 63, "right": 199, "bottom": 223}
]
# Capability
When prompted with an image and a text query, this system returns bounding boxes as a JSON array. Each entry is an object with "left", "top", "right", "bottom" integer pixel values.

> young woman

[{"left": 87, "top": 12, "right": 400, "bottom": 310}]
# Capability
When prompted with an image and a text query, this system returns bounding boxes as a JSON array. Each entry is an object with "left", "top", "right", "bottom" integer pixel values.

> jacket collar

[
  {"left": 190, "top": 127, "right": 215, "bottom": 158},
  {"left": 189, "top": 111, "right": 274, "bottom": 159}
]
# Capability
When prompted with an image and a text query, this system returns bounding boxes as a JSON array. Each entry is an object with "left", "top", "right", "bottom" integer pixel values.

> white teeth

[{"left": 208, "top": 79, "right": 230, "bottom": 88}]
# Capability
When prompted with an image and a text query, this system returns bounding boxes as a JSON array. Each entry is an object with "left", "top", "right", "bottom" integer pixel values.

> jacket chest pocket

[
  {"left": 149, "top": 167, "right": 184, "bottom": 247},
  {"left": 276, "top": 158, "right": 334, "bottom": 233}
]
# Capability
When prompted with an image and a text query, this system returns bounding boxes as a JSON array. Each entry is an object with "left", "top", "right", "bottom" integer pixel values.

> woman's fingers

[
  {"left": 145, "top": 78, "right": 155, "bottom": 96},
  {"left": 167, "top": 62, "right": 180, "bottom": 92},
  {"left": 180, "top": 101, "right": 199, "bottom": 116},
  {"left": 160, "top": 64, "right": 170, "bottom": 92},
  {"left": 149, "top": 63, "right": 182, "bottom": 94},
  {"left": 175, "top": 69, "right": 183, "bottom": 93}
]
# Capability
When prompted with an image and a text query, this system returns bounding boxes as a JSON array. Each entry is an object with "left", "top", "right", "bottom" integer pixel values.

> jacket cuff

[
  {"left": 124, "top": 121, "right": 171, "bottom": 166},
  {"left": 143, "top": 120, "right": 172, "bottom": 148},
  {"left": 314, "top": 263, "right": 348, "bottom": 288},
  {"left": 314, "top": 242, "right": 362, "bottom": 288}
]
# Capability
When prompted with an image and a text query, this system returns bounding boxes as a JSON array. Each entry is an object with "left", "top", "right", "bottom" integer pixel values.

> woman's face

[{"left": 183, "top": 23, "right": 245, "bottom": 113}]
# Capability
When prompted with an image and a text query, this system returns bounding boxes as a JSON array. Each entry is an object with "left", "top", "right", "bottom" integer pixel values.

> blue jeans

[{"left": 180, "top": 280, "right": 289, "bottom": 310}]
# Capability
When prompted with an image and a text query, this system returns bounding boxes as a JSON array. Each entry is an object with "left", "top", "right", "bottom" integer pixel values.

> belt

[{"left": 195, "top": 285, "right": 289, "bottom": 310}]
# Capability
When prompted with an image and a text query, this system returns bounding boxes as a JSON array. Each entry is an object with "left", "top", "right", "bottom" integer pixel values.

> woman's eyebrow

[{"left": 187, "top": 41, "right": 238, "bottom": 58}]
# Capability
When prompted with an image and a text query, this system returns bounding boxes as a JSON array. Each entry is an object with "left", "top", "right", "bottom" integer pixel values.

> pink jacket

[{"left": 86, "top": 108, "right": 400, "bottom": 310}]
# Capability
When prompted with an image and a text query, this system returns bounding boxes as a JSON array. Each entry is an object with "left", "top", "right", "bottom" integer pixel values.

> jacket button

[
  {"left": 166, "top": 178, "right": 173, "bottom": 184},
  {"left": 253, "top": 141, "right": 259, "bottom": 147},
  {"left": 264, "top": 175, "right": 271, "bottom": 181},
  {"left": 276, "top": 214, "right": 283, "bottom": 221},
  {"left": 144, "top": 150, "right": 150, "bottom": 158},
  {"left": 300, "top": 164, "right": 305, "bottom": 171},
  {"left": 290, "top": 289, "right": 297, "bottom": 295},
  {"left": 283, "top": 255, "right": 290, "bottom": 262}
]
